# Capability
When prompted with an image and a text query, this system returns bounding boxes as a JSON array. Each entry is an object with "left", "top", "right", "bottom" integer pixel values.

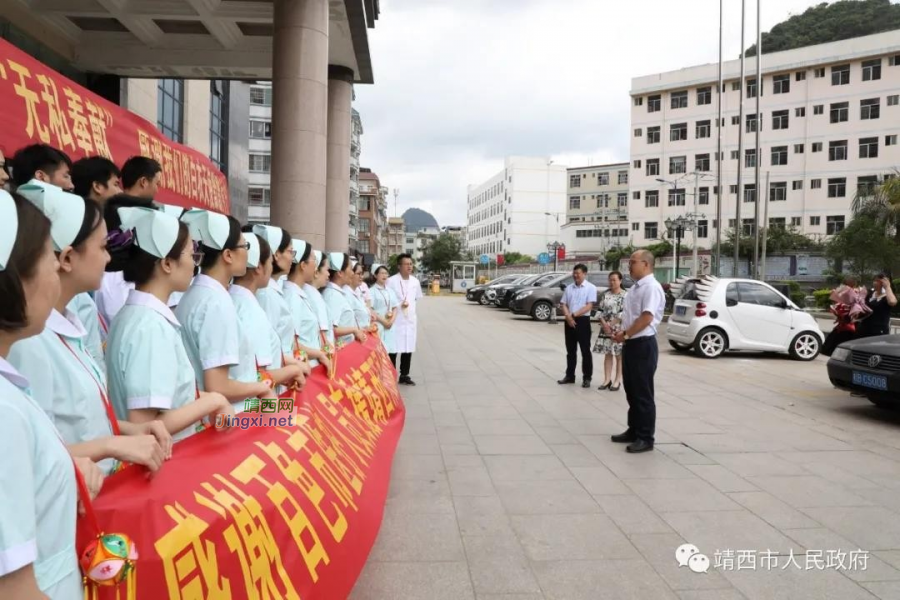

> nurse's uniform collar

[
  {"left": 228, "top": 284, "right": 256, "bottom": 302},
  {"left": 327, "top": 281, "right": 343, "bottom": 292},
  {"left": 126, "top": 289, "right": 180, "bottom": 327},
  {"left": 282, "top": 280, "right": 304, "bottom": 296},
  {"left": 46, "top": 308, "right": 87, "bottom": 339},
  {"left": 193, "top": 273, "right": 230, "bottom": 295},
  {"left": 0, "top": 356, "right": 29, "bottom": 390}
]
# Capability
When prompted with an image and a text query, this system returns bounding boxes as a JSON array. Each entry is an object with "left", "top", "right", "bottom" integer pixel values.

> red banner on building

[
  {"left": 0, "top": 38, "right": 229, "bottom": 213},
  {"left": 82, "top": 337, "right": 404, "bottom": 599}
]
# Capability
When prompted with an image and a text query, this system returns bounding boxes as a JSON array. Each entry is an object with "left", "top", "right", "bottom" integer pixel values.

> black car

[
  {"left": 494, "top": 272, "right": 567, "bottom": 308},
  {"left": 827, "top": 335, "right": 900, "bottom": 408},
  {"left": 466, "top": 274, "right": 525, "bottom": 305}
]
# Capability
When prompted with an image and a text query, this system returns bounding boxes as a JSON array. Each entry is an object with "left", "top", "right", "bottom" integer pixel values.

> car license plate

[
  {"left": 675, "top": 306, "right": 687, "bottom": 316},
  {"left": 852, "top": 371, "right": 888, "bottom": 391}
]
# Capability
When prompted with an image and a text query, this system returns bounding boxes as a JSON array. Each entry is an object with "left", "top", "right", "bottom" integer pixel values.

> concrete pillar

[
  {"left": 325, "top": 66, "right": 354, "bottom": 251},
  {"left": 270, "top": 0, "right": 329, "bottom": 249}
]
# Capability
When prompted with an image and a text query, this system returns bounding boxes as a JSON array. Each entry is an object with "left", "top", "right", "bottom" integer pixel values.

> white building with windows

[
  {"left": 466, "top": 156, "right": 567, "bottom": 258},
  {"left": 561, "top": 163, "right": 631, "bottom": 255},
  {"left": 630, "top": 31, "right": 900, "bottom": 249}
]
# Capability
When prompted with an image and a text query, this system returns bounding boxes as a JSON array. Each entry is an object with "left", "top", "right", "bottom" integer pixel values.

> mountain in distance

[{"left": 402, "top": 208, "right": 439, "bottom": 232}]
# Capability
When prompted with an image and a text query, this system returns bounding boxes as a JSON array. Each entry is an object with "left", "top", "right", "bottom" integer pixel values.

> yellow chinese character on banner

[
  {"left": 63, "top": 87, "right": 94, "bottom": 154},
  {"left": 85, "top": 99, "right": 113, "bottom": 159},
  {"left": 155, "top": 503, "right": 232, "bottom": 600},
  {"left": 36, "top": 74, "right": 74, "bottom": 151},
  {"left": 195, "top": 475, "right": 300, "bottom": 600},
  {"left": 8, "top": 60, "right": 49, "bottom": 143}
]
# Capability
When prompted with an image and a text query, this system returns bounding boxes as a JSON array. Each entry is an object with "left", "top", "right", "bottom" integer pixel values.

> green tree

[
  {"left": 746, "top": 0, "right": 900, "bottom": 56},
  {"left": 604, "top": 244, "right": 635, "bottom": 270},
  {"left": 419, "top": 233, "right": 462, "bottom": 273},
  {"left": 502, "top": 251, "right": 533, "bottom": 265},
  {"left": 826, "top": 212, "right": 900, "bottom": 279},
  {"left": 387, "top": 253, "right": 400, "bottom": 275},
  {"left": 852, "top": 171, "right": 900, "bottom": 245}
]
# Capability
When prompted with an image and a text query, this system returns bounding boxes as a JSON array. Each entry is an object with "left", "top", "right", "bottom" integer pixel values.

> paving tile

[
  {"left": 350, "top": 561, "right": 475, "bottom": 600},
  {"left": 467, "top": 418, "right": 536, "bottom": 436},
  {"left": 463, "top": 534, "right": 541, "bottom": 595},
  {"left": 727, "top": 491, "right": 822, "bottom": 530},
  {"left": 510, "top": 513, "right": 640, "bottom": 561},
  {"left": 721, "top": 564, "right": 879, "bottom": 600},
  {"left": 368, "top": 510, "right": 465, "bottom": 562},
  {"left": 570, "top": 466, "right": 631, "bottom": 495},
  {"left": 532, "top": 425, "right": 577, "bottom": 444},
  {"left": 782, "top": 528, "right": 900, "bottom": 582},
  {"left": 706, "top": 452, "right": 811, "bottom": 477},
  {"left": 495, "top": 480, "right": 601, "bottom": 515},
  {"left": 746, "top": 475, "right": 875, "bottom": 508},
  {"left": 863, "top": 582, "right": 900, "bottom": 600},
  {"left": 448, "top": 465, "right": 496, "bottom": 497},
  {"left": 550, "top": 444, "right": 603, "bottom": 467},
  {"left": 630, "top": 532, "right": 736, "bottom": 591},
  {"left": 473, "top": 434, "right": 552, "bottom": 455},
  {"left": 661, "top": 509, "right": 805, "bottom": 556},
  {"left": 484, "top": 454, "right": 574, "bottom": 482},
  {"left": 391, "top": 453, "right": 446, "bottom": 480},
  {"left": 531, "top": 559, "right": 679, "bottom": 600},
  {"left": 626, "top": 478, "right": 742, "bottom": 513},
  {"left": 454, "top": 495, "right": 515, "bottom": 537},
  {"left": 593, "top": 494, "right": 675, "bottom": 535},
  {"left": 687, "top": 465, "right": 759, "bottom": 493},
  {"left": 800, "top": 506, "right": 900, "bottom": 551}
]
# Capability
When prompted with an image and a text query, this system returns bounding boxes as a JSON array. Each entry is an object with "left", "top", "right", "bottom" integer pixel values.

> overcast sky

[{"left": 354, "top": 0, "right": 827, "bottom": 227}]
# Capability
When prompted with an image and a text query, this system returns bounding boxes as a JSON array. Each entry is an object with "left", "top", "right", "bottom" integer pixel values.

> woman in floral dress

[{"left": 593, "top": 271, "right": 627, "bottom": 391}]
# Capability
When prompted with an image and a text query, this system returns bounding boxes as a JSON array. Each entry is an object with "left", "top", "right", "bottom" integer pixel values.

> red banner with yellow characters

[
  {"left": 81, "top": 337, "right": 405, "bottom": 599},
  {"left": 0, "top": 38, "right": 229, "bottom": 213}
]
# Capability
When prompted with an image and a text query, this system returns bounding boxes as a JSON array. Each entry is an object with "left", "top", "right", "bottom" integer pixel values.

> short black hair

[
  {"left": 0, "top": 193, "right": 52, "bottom": 332},
  {"left": 72, "top": 156, "right": 121, "bottom": 199},
  {"left": 397, "top": 253, "right": 413, "bottom": 264},
  {"left": 121, "top": 156, "right": 162, "bottom": 190},
  {"left": 11, "top": 144, "right": 72, "bottom": 187},
  {"left": 123, "top": 222, "right": 190, "bottom": 286},
  {"left": 573, "top": 263, "right": 588, "bottom": 274},
  {"left": 609, "top": 270, "right": 623, "bottom": 281},
  {"left": 72, "top": 198, "right": 104, "bottom": 249}
]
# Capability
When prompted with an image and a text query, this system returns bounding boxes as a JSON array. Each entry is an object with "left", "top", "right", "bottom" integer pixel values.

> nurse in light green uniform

[
  {"left": 281, "top": 240, "right": 333, "bottom": 371},
  {"left": 68, "top": 292, "right": 106, "bottom": 373},
  {"left": 9, "top": 181, "right": 169, "bottom": 476},
  {"left": 105, "top": 208, "right": 233, "bottom": 442},
  {"left": 0, "top": 190, "right": 101, "bottom": 600},
  {"left": 369, "top": 264, "right": 401, "bottom": 353},
  {"left": 253, "top": 225, "right": 296, "bottom": 355},
  {"left": 176, "top": 210, "right": 271, "bottom": 412},
  {"left": 307, "top": 250, "right": 335, "bottom": 347},
  {"left": 321, "top": 252, "right": 368, "bottom": 347},
  {"left": 343, "top": 260, "right": 372, "bottom": 328},
  {"left": 229, "top": 233, "right": 305, "bottom": 393}
]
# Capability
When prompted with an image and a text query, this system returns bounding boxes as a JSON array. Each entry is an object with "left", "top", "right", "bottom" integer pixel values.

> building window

[
  {"left": 569, "top": 174, "right": 581, "bottom": 188},
  {"left": 813, "top": 104, "right": 824, "bottom": 115},
  {"left": 647, "top": 126, "right": 661, "bottom": 144},
  {"left": 746, "top": 113, "right": 759, "bottom": 133},
  {"left": 889, "top": 95, "right": 900, "bottom": 106},
  {"left": 695, "top": 153, "right": 710, "bottom": 172},
  {"left": 670, "top": 122, "right": 688, "bottom": 141},
  {"left": 697, "top": 220, "right": 709, "bottom": 238},
  {"left": 634, "top": 96, "right": 644, "bottom": 106},
  {"left": 745, "top": 149, "right": 757, "bottom": 168},
  {"left": 359, "top": 218, "right": 371, "bottom": 233},
  {"left": 772, "top": 110, "right": 789, "bottom": 130},
  {"left": 633, "top": 191, "right": 641, "bottom": 200},
  {"left": 157, "top": 78, "right": 184, "bottom": 142},
  {"left": 671, "top": 90, "right": 688, "bottom": 109},
  {"left": 742, "top": 219, "right": 756, "bottom": 236},
  {"left": 249, "top": 153, "right": 271, "bottom": 173},
  {"left": 669, "top": 156, "right": 686, "bottom": 174},
  {"left": 795, "top": 107, "right": 806, "bottom": 117},
  {"left": 634, "top": 128, "right": 642, "bottom": 137},
  {"left": 633, "top": 159, "right": 642, "bottom": 168},
  {"left": 209, "top": 80, "right": 228, "bottom": 173},
  {"left": 646, "top": 159, "right": 660, "bottom": 176},
  {"left": 887, "top": 134, "right": 898, "bottom": 146},
  {"left": 891, "top": 55, "right": 900, "bottom": 66},
  {"left": 250, "top": 86, "right": 272, "bottom": 106},
  {"left": 862, "top": 58, "right": 881, "bottom": 81},
  {"left": 598, "top": 172, "right": 610, "bottom": 185},
  {"left": 830, "top": 101, "right": 849, "bottom": 123},
  {"left": 358, "top": 240, "right": 370, "bottom": 253},
  {"left": 648, "top": 95, "right": 661, "bottom": 112},
  {"left": 858, "top": 175, "right": 879, "bottom": 197},
  {"left": 769, "top": 217, "right": 786, "bottom": 229},
  {"left": 697, "top": 86, "right": 712, "bottom": 105},
  {"left": 667, "top": 188, "right": 686, "bottom": 207},
  {"left": 644, "top": 222, "right": 659, "bottom": 239},
  {"left": 696, "top": 120, "right": 711, "bottom": 138},
  {"left": 810, "top": 215, "right": 821, "bottom": 226},
  {"left": 731, "top": 115, "right": 740, "bottom": 125},
  {"left": 731, "top": 81, "right": 740, "bottom": 91},
  {"left": 792, "top": 180, "right": 803, "bottom": 190},
  {"left": 827, "top": 177, "right": 846, "bottom": 198},
  {"left": 860, "top": 98, "right": 880, "bottom": 120},
  {"left": 618, "top": 192, "right": 628, "bottom": 207},
  {"left": 569, "top": 196, "right": 581, "bottom": 210},
  {"left": 811, "top": 178, "right": 822, "bottom": 189},
  {"left": 729, "top": 185, "right": 738, "bottom": 194},
  {"left": 249, "top": 119, "right": 271, "bottom": 139},
  {"left": 645, "top": 190, "right": 660, "bottom": 208},
  {"left": 791, "top": 216, "right": 802, "bottom": 227},
  {"left": 828, "top": 140, "right": 848, "bottom": 161},
  {"left": 743, "top": 185, "right": 756, "bottom": 204},
  {"left": 770, "top": 181, "right": 787, "bottom": 201},
  {"left": 826, "top": 215, "right": 845, "bottom": 235},
  {"left": 596, "top": 194, "right": 608, "bottom": 208},
  {"left": 771, "top": 146, "right": 788, "bottom": 166},
  {"left": 814, "top": 67, "right": 825, "bottom": 78},
  {"left": 831, "top": 64, "right": 850, "bottom": 85},
  {"left": 773, "top": 74, "right": 791, "bottom": 94},
  {"left": 694, "top": 187, "right": 708, "bottom": 205},
  {"left": 747, "top": 78, "right": 759, "bottom": 98},
  {"left": 618, "top": 171, "right": 628, "bottom": 184},
  {"left": 794, "top": 143, "right": 804, "bottom": 154},
  {"left": 812, "top": 142, "right": 823, "bottom": 152},
  {"left": 730, "top": 150, "right": 739, "bottom": 160},
  {"left": 796, "top": 70, "right": 807, "bottom": 81},
  {"left": 859, "top": 137, "right": 879, "bottom": 159},
  {"left": 248, "top": 187, "right": 270, "bottom": 205}
]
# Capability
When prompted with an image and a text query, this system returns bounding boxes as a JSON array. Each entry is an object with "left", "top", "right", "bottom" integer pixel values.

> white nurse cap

[
  {"left": 0, "top": 190, "right": 17, "bottom": 271},
  {"left": 328, "top": 251, "right": 346, "bottom": 271},
  {"left": 181, "top": 209, "right": 230, "bottom": 250},
  {"left": 253, "top": 224, "right": 284, "bottom": 254},
  {"left": 291, "top": 238, "right": 308, "bottom": 264},
  {"left": 117, "top": 206, "right": 181, "bottom": 259},
  {"left": 246, "top": 233, "right": 261, "bottom": 268},
  {"left": 313, "top": 249, "right": 323, "bottom": 266},
  {"left": 16, "top": 179, "right": 86, "bottom": 251},
  {"left": 158, "top": 203, "right": 186, "bottom": 220}
]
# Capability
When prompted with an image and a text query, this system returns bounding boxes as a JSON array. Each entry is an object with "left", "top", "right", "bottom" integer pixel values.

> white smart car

[{"left": 666, "top": 276, "right": 823, "bottom": 360}]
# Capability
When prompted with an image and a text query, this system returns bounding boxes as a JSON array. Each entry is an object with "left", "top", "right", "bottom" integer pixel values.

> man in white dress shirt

[
  {"left": 611, "top": 249, "right": 666, "bottom": 454},
  {"left": 386, "top": 254, "right": 423, "bottom": 385},
  {"left": 557, "top": 264, "right": 597, "bottom": 388}
]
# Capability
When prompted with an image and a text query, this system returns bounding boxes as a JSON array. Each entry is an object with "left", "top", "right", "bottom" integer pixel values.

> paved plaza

[{"left": 350, "top": 296, "right": 900, "bottom": 600}]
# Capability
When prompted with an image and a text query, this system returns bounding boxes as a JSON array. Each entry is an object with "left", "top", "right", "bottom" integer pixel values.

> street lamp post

[
  {"left": 665, "top": 217, "right": 686, "bottom": 280},
  {"left": 657, "top": 174, "right": 711, "bottom": 276}
]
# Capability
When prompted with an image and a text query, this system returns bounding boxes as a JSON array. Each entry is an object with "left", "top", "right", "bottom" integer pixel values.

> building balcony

[
  {"left": 350, "top": 179, "right": 359, "bottom": 194},
  {"left": 349, "top": 201, "right": 359, "bottom": 217}
]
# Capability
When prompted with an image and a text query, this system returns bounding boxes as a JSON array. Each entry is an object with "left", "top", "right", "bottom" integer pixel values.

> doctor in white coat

[{"left": 386, "top": 253, "right": 423, "bottom": 385}]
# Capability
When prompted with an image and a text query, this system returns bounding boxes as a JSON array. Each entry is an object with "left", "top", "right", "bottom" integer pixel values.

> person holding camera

[{"left": 858, "top": 274, "right": 897, "bottom": 338}]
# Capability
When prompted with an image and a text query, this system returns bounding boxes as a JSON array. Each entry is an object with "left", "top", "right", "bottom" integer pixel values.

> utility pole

[
  {"left": 734, "top": 0, "right": 747, "bottom": 277},
  {"left": 761, "top": 171, "right": 770, "bottom": 281},
  {"left": 393, "top": 188, "right": 399, "bottom": 218},
  {"left": 753, "top": 0, "right": 762, "bottom": 279},
  {"left": 693, "top": 171, "right": 700, "bottom": 275},
  {"left": 715, "top": 0, "right": 724, "bottom": 277}
]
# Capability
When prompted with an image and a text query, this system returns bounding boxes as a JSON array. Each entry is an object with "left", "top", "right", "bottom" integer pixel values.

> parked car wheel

[
  {"left": 789, "top": 332, "right": 820, "bottom": 361},
  {"left": 532, "top": 301, "right": 553, "bottom": 322},
  {"left": 694, "top": 327, "right": 727, "bottom": 359},
  {"left": 669, "top": 341, "right": 691, "bottom": 352},
  {"left": 478, "top": 294, "right": 490, "bottom": 306},
  {"left": 868, "top": 395, "right": 898, "bottom": 410}
]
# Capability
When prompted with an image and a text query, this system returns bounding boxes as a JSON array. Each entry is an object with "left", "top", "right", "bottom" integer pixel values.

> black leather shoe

[
  {"left": 626, "top": 439, "right": 654, "bottom": 453},
  {"left": 581, "top": 380, "right": 591, "bottom": 388},
  {"left": 557, "top": 377, "right": 575, "bottom": 385},
  {"left": 399, "top": 376, "right": 416, "bottom": 386},
  {"left": 610, "top": 431, "right": 636, "bottom": 443}
]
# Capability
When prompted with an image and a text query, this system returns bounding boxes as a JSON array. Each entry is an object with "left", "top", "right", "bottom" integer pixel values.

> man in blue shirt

[
  {"left": 558, "top": 264, "right": 597, "bottom": 388},
  {"left": 611, "top": 249, "right": 666, "bottom": 453}
]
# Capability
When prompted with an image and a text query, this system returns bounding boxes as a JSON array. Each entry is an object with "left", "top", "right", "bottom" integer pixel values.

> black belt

[{"left": 624, "top": 335, "right": 656, "bottom": 343}]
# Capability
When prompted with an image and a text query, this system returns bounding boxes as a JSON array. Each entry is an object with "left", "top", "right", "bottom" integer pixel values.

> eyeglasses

[
  {"left": 289, "top": 249, "right": 298, "bottom": 258},
  {"left": 233, "top": 241, "right": 251, "bottom": 251}
]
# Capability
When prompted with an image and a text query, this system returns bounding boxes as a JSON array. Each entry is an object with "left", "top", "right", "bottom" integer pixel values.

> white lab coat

[{"left": 386, "top": 274, "right": 423, "bottom": 353}]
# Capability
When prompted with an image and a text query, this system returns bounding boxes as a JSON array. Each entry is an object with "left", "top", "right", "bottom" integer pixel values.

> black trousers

[
  {"left": 622, "top": 336, "right": 658, "bottom": 443},
  {"left": 389, "top": 352, "right": 412, "bottom": 378},
  {"left": 564, "top": 316, "right": 593, "bottom": 380}
]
